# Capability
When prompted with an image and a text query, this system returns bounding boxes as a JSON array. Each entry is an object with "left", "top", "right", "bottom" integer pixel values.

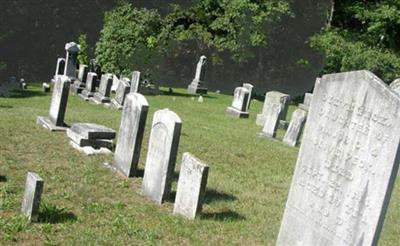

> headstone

[
  {"left": 389, "top": 78, "right": 400, "bottom": 95},
  {"left": 80, "top": 72, "right": 98, "bottom": 100},
  {"left": 130, "top": 71, "right": 141, "bottom": 93},
  {"left": 276, "top": 70, "right": 400, "bottom": 246},
  {"left": 282, "top": 109, "right": 307, "bottom": 146},
  {"left": 187, "top": 55, "right": 208, "bottom": 94},
  {"left": 242, "top": 83, "right": 254, "bottom": 110},
  {"left": 112, "top": 93, "right": 149, "bottom": 177},
  {"left": 63, "top": 42, "right": 80, "bottom": 79},
  {"left": 111, "top": 74, "right": 120, "bottom": 92},
  {"left": 91, "top": 73, "right": 113, "bottom": 104},
  {"left": 71, "top": 64, "right": 89, "bottom": 94},
  {"left": 70, "top": 123, "right": 116, "bottom": 139},
  {"left": 299, "top": 92, "right": 314, "bottom": 111},
  {"left": 21, "top": 172, "right": 44, "bottom": 222},
  {"left": 111, "top": 77, "right": 131, "bottom": 110},
  {"left": 256, "top": 91, "right": 290, "bottom": 126},
  {"left": 258, "top": 103, "right": 281, "bottom": 138},
  {"left": 142, "top": 109, "right": 182, "bottom": 204},
  {"left": 55, "top": 58, "right": 65, "bottom": 76},
  {"left": 37, "top": 75, "right": 71, "bottom": 131},
  {"left": 173, "top": 153, "right": 209, "bottom": 219},
  {"left": 226, "top": 87, "right": 250, "bottom": 118},
  {"left": 42, "top": 83, "right": 50, "bottom": 93},
  {"left": 198, "top": 95, "right": 204, "bottom": 103}
]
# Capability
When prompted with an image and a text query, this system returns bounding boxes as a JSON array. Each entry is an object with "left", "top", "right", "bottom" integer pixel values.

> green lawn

[{"left": 0, "top": 85, "right": 399, "bottom": 245}]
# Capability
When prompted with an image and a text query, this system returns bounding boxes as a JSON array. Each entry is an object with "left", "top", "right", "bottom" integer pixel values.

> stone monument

[
  {"left": 242, "top": 83, "right": 254, "bottom": 110},
  {"left": 256, "top": 91, "right": 290, "bottom": 126},
  {"left": 282, "top": 108, "right": 307, "bottom": 146},
  {"left": 52, "top": 58, "right": 65, "bottom": 83},
  {"left": 80, "top": 72, "right": 98, "bottom": 100},
  {"left": 226, "top": 87, "right": 250, "bottom": 118},
  {"left": 21, "top": 172, "right": 44, "bottom": 222},
  {"left": 111, "top": 77, "right": 131, "bottom": 110},
  {"left": 187, "top": 55, "right": 208, "bottom": 94},
  {"left": 277, "top": 70, "right": 400, "bottom": 246},
  {"left": 258, "top": 103, "right": 281, "bottom": 138},
  {"left": 91, "top": 73, "right": 113, "bottom": 104},
  {"left": 63, "top": 42, "right": 80, "bottom": 80},
  {"left": 130, "top": 71, "right": 141, "bottom": 93}
]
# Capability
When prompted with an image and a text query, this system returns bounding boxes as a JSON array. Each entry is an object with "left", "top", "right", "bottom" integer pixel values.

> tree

[
  {"left": 78, "top": 34, "right": 89, "bottom": 65},
  {"left": 310, "top": 0, "right": 400, "bottom": 82}
]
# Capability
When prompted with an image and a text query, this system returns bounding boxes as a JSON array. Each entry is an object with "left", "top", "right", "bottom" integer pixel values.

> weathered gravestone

[
  {"left": 256, "top": 91, "right": 290, "bottom": 126},
  {"left": 52, "top": 58, "right": 65, "bottom": 83},
  {"left": 226, "top": 87, "right": 250, "bottom": 118},
  {"left": 111, "top": 74, "right": 120, "bottom": 92},
  {"left": 130, "top": 71, "right": 141, "bottom": 93},
  {"left": 111, "top": 77, "right": 131, "bottom": 110},
  {"left": 71, "top": 64, "right": 89, "bottom": 94},
  {"left": 142, "top": 109, "right": 182, "bottom": 204},
  {"left": 187, "top": 55, "right": 208, "bottom": 94},
  {"left": 37, "top": 75, "right": 71, "bottom": 131},
  {"left": 258, "top": 103, "right": 281, "bottom": 138},
  {"left": 91, "top": 73, "right": 113, "bottom": 104},
  {"left": 21, "top": 172, "right": 44, "bottom": 222},
  {"left": 299, "top": 92, "right": 314, "bottom": 111},
  {"left": 276, "top": 70, "right": 400, "bottom": 246},
  {"left": 173, "top": 153, "right": 209, "bottom": 219},
  {"left": 389, "top": 78, "right": 400, "bottom": 95},
  {"left": 80, "top": 72, "right": 98, "bottom": 100},
  {"left": 112, "top": 93, "right": 149, "bottom": 177},
  {"left": 282, "top": 108, "right": 307, "bottom": 146},
  {"left": 63, "top": 42, "right": 80, "bottom": 80},
  {"left": 242, "top": 83, "right": 254, "bottom": 110}
]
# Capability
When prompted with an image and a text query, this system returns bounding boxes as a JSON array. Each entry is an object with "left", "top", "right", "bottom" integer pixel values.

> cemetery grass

[{"left": 0, "top": 85, "right": 399, "bottom": 245}]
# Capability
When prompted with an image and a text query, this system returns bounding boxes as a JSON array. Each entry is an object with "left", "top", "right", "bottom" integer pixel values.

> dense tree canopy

[
  {"left": 95, "top": 0, "right": 291, "bottom": 76},
  {"left": 311, "top": 0, "right": 400, "bottom": 82}
]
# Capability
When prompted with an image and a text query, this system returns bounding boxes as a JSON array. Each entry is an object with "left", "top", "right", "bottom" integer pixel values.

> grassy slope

[{"left": 0, "top": 85, "right": 399, "bottom": 245}]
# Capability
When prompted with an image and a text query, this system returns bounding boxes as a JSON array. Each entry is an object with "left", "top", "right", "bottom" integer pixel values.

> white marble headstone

[
  {"left": 49, "top": 75, "right": 71, "bottom": 126},
  {"left": 256, "top": 91, "right": 290, "bottom": 126},
  {"left": 130, "top": 71, "right": 141, "bottom": 93},
  {"left": 21, "top": 172, "right": 44, "bottom": 222},
  {"left": 282, "top": 108, "right": 307, "bottom": 146},
  {"left": 259, "top": 103, "right": 281, "bottom": 138}
]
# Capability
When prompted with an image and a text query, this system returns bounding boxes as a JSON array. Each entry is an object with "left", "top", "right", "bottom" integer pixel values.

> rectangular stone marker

[
  {"left": 282, "top": 108, "right": 307, "bottom": 146},
  {"left": 277, "top": 70, "right": 400, "bottom": 246},
  {"left": 130, "top": 71, "right": 141, "bottom": 93},
  {"left": 21, "top": 172, "right": 44, "bottom": 222},
  {"left": 92, "top": 73, "right": 113, "bottom": 104},
  {"left": 111, "top": 77, "right": 131, "bottom": 109},
  {"left": 37, "top": 75, "right": 71, "bottom": 131},
  {"left": 256, "top": 91, "right": 290, "bottom": 126},
  {"left": 226, "top": 87, "right": 250, "bottom": 118},
  {"left": 142, "top": 109, "right": 182, "bottom": 204},
  {"left": 67, "top": 128, "right": 113, "bottom": 149},
  {"left": 80, "top": 72, "right": 98, "bottom": 100},
  {"left": 70, "top": 123, "right": 116, "bottom": 139},
  {"left": 173, "top": 153, "right": 209, "bottom": 219},
  {"left": 258, "top": 103, "right": 281, "bottom": 138},
  {"left": 242, "top": 83, "right": 254, "bottom": 110},
  {"left": 112, "top": 93, "right": 149, "bottom": 177}
]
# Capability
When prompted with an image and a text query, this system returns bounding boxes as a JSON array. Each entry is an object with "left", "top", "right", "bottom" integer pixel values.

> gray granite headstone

[
  {"left": 142, "top": 109, "right": 182, "bottom": 204},
  {"left": 242, "top": 83, "right": 254, "bottom": 110},
  {"left": 37, "top": 75, "right": 71, "bottom": 131},
  {"left": 389, "top": 78, "right": 400, "bottom": 95},
  {"left": 256, "top": 91, "right": 290, "bottom": 126},
  {"left": 130, "top": 71, "right": 141, "bottom": 93},
  {"left": 111, "top": 77, "right": 131, "bottom": 109},
  {"left": 226, "top": 87, "right": 250, "bottom": 118},
  {"left": 258, "top": 103, "right": 281, "bottom": 138},
  {"left": 112, "top": 93, "right": 149, "bottom": 177},
  {"left": 80, "top": 72, "right": 98, "bottom": 99},
  {"left": 63, "top": 42, "right": 80, "bottom": 79},
  {"left": 282, "top": 108, "right": 307, "bottom": 146},
  {"left": 173, "top": 153, "right": 209, "bottom": 219},
  {"left": 21, "top": 172, "right": 44, "bottom": 222},
  {"left": 187, "top": 55, "right": 208, "bottom": 94},
  {"left": 277, "top": 70, "right": 400, "bottom": 246},
  {"left": 92, "top": 73, "right": 113, "bottom": 104}
]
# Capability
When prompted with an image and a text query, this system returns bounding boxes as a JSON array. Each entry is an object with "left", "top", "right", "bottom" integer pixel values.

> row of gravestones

[{"left": 30, "top": 74, "right": 210, "bottom": 222}]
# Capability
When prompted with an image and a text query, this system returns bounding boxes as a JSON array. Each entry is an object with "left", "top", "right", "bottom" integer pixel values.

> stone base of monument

[
  {"left": 187, "top": 84, "right": 208, "bottom": 95},
  {"left": 90, "top": 93, "right": 111, "bottom": 104},
  {"left": 36, "top": 116, "right": 69, "bottom": 131},
  {"left": 226, "top": 106, "right": 249, "bottom": 118},
  {"left": 69, "top": 141, "right": 113, "bottom": 156}
]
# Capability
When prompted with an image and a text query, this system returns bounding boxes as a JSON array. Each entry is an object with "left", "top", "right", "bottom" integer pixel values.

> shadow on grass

[
  {"left": 0, "top": 104, "right": 13, "bottom": 109},
  {"left": 204, "top": 189, "right": 237, "bottom": 204},
  {"left": 160, "top": 89, "right": 217, "bottom": 99},
  {"left": 201, "top": 210, "right": 245, "bottom": 221},
  {"left": 0, "top": 175, "right": 7, "bottom": 182},
  {"left": 8, "top": 90, "right": 47, "bottom": 98},
  {"left": 38, "top": 203, "right": 77, "bottom": 224}
]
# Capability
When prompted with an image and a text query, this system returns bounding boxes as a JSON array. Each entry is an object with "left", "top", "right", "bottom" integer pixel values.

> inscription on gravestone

[{"left": 277, "top": 70, "right": 400, "bottom": 246}]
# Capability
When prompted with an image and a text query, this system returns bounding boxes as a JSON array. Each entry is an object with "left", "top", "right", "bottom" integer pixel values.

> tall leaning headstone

[
  {"left": 258, "top": 103, "right": 281, "bottom": 138},
  {"left": 256, "top": 91, "right": 290, "bottom": 126},
  {"left": 21, "top": 172, "right": 44, "bottom": 222},
  {"left": 173, "top": 153, "right": 209, "bottom": 219},
  {"left": 282, "top": 108, "right": 307, "bottom": 146},
  {"left": 187, "top": 55, "right": 208, "bottom": 94},
  {"left": 142, "top": 109, "right": 182, "bottom": 204},
  {"left": 63, "top": 42, "right": 80, "bottom": 80},
  {"left": 277, "top": 70, "right": 400, "bottom": 246},
  {"left": 112, "top": 93, "right": 149, "bottom": 177},
  {"left": 130, "top": 71, "right": 141, "bottom": 93},
  {"left": 37, "top": 75, "right": 71, "bottom": 131}
]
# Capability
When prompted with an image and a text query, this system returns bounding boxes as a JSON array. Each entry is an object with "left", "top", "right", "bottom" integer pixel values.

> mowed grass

[{"left": 0, "top": 85, "right": 399, "bottom": 245}]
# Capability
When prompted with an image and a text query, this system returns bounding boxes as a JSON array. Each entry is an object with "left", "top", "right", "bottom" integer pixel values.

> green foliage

[
  {"left": 78, "top": 34, "right": 89, "bottom": 66},
  {"left": 95, "top": 1, "right": 291, "bottom": 75},
  {"left": 311, "top": 0, "right": 400, "bottom": 82}
]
